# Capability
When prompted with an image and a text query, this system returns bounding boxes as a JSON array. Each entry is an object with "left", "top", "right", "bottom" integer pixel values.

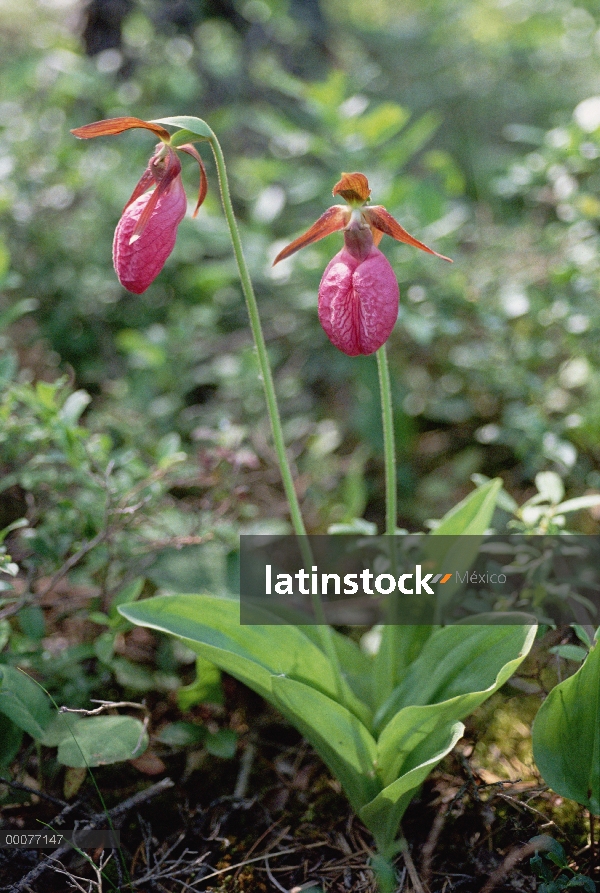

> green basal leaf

[
  {"left": 120, "top": 597, "right": 536, "bottom": 853},
  {"left": 57, "top": 715, "right": 149, "bottom": 767},
  {"left": 373, "top": 625, "right": 433, "bottom": 710},
  {"left": 119, "top": 595, "right": 371, "bottom": 726},
  {"left": 431, "top": 478, "right": 502, "bottom": 537},
  {"left": 299, "top": 624, "right": 374, "bottom": 710},
  {"left": 374, "top": 619, "right": 536, "bottom": 731},
  {"left": 532, "top": 640, "right": 600, "bottom": 814},
  {"left": 0, "top": 666, "right": 53, "bottom": 739},
  {"left": 271, "top": 676, "right": 379, "bottom": 815},
  {"left": 360, "top": 722, "right": 464, "bottom": 850},
  {"left": 376, "top": 704, "right": 469, "bottom": 787},
  {"left": 410, "top": 479, "right": 504, "bottom": 626},
  {"left": 151, "top": 117, "right": 213, "bottom": 140}
]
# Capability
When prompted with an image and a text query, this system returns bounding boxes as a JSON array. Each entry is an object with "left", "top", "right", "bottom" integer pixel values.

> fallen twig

[{"left": 479, "top": 835, "right": 554, "bottom": 893}]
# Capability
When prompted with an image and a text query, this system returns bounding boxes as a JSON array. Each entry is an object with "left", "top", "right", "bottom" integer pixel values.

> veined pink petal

[
  {"left": 318, "top": 246, "right": 399, "bottom": 356},
  {"left": 112, "top": 172, "right": 187, "bottom": 294}
]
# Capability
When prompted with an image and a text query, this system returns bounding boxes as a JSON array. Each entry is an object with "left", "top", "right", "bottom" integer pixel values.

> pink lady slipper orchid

[
  {"left": 273, "top": 173, "right": 452, "bottom": 356},
  {"left": 71, "top": 117, "right": 207, "bottom": 294}
]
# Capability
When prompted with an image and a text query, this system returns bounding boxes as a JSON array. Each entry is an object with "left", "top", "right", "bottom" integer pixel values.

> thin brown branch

[
  {"left": 59, "top": 699, "right": 148, "bottom": 717},
  {"left": 479, "top": 836, "right": 554, "bottom": 893}
]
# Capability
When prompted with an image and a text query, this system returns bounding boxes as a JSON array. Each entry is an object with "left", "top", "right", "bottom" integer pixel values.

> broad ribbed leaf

[
  {"left": 431, "top": 478, "right": 502, "bottom": 537},
  {"left": 532, "top": 641, "right": 600, "bottom": 814},
  {"left": 375, "top": 618, "right": 536, "bottom": 730},
  {"left": 374, "top": 480, "right": 503, "bottom": 707},
  {"left": 119, "top": 595, "right": 370, "bottom": 724},
  {"left": 300, "top": 624, "right": 374, "bottom": 710},
  {"left": 373, "top": 625, "right": 432, "bottom": 711}
]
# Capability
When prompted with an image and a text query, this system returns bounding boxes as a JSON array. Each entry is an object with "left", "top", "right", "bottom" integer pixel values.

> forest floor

[{"left": 1, "top": 659, "right": 598, "bottom": 893}]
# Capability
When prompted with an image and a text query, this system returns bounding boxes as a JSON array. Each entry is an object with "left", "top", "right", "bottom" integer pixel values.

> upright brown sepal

[
  {"left": 332, "top": 172, "right": 371, "bottom": 204},
  {"left": 71, "top": 117, "right": 172, "bottom": 142},
  {"left": 365, "top": 206, "right": 453, "bottom": 262}
]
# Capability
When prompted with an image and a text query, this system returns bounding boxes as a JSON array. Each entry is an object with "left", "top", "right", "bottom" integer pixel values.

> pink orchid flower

[
  {"left": 274, "top": 172, "right": 452, "bottom": 356},
  {"left": 72, "top": 117, "right": 207, "bottom": 294}
]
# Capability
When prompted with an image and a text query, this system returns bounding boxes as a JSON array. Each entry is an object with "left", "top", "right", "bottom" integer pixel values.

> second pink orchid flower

[
  {"left": 274, "top": 172, "right": 451, "bottom": 356},
  {"left": 72, "top": 117, "right": 207, "bottom": 294}
]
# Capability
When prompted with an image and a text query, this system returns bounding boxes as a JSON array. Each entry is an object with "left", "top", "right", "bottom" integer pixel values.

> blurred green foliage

[{"left": 1, "top": 0, "right": 600, "bottom": 611}]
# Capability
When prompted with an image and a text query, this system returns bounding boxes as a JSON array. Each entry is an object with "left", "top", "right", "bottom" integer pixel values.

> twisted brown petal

[
  {"left": 177, "top": 144, "right": 208, "bottom": 217},
  {"left": 71, "top": 117, "right": 171, "bottom": 142},
  {"left": 123, "top": 168, "right": 156, "bottom": 212},
  {"left": 365, "top": 206, "right": 452, "bottom": 262},
  {"left": 273, "top": 206, "right": 350, "bottom": 264},
  {"left": 130, "top": 150, "right": 182, "bottom": 242}
]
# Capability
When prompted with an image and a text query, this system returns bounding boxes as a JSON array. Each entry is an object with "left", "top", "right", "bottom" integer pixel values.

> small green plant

[
  {"left": 529, "top": 835, "right": 596, "bottom": 893},
  {"left": 0, "top": 665, "right": 150, "bottom": 771},
  {"left": 121, "top": 482, "right": 537, "bottom": 890}
]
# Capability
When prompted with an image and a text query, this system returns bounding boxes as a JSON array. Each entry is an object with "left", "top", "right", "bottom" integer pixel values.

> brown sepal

[
  {"left": 273, "top": 205, "right": 350, "bottom": 264},
  {"left": 365, "top": 206, "right": 453, "bottom": 261},
  {"left": 177, "top": 144, "right": 208, "bottom": 216},
  {"left": 71, "top": 116, "right": 171, "bottom": 142},
  {"left": 332, "top": 172, "right": 371, "bottom": 204}
]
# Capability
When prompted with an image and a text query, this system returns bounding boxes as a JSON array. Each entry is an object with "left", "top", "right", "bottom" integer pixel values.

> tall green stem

[
  {"left": 374, "top": 343, "right": 401, "bottom": 702},
  {"left": 207, "top": 131, "right": 343, "bottom": 690},
  {"left": 376, "top": 345, "right": 397, "bottom": 536},
  {"left": 208, "top": 134, "right": 306, "bottom": 540}
]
